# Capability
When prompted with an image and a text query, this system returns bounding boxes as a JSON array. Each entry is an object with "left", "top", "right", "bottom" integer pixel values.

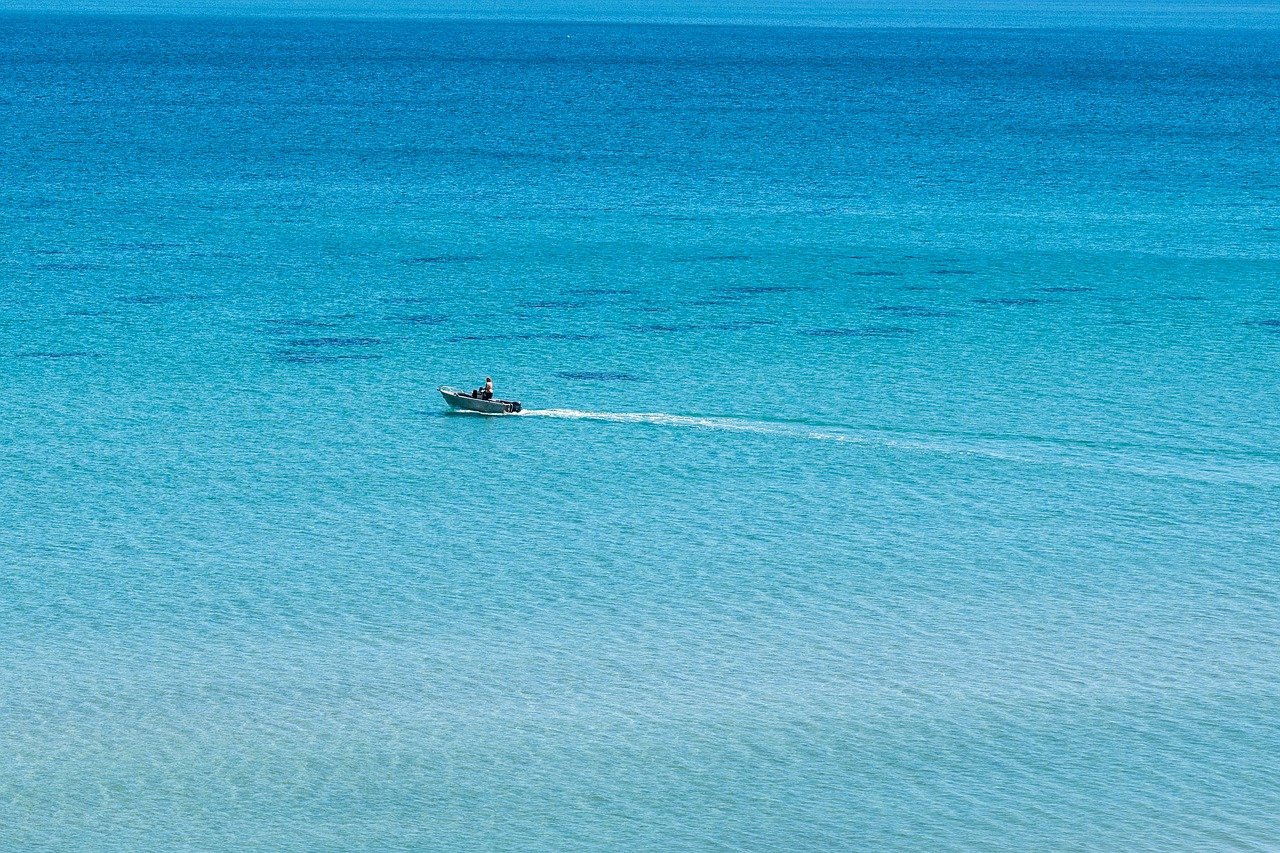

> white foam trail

[
  {"left": 521, "top": 408, "right": 779, "bottom": 433},
  {"left": 519, "top": 408, "right": 861, "bottom": 443},
  {"left": 515, "top": 408, "right": 973, "bottom": 457},
  {"left": 516, "top": 408, "right": 1280, "bottom": 485},
  {"left": 520, "top": 408, "right": 1002, "bottom": 451}
]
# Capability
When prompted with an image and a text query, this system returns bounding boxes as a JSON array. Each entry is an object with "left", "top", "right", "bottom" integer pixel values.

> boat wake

[
  {"left": 517, "top": 409, "right": 1280, "bottom": 486},
  {"left": 519, "top": 408, "right": 859, "bottom": 442}
]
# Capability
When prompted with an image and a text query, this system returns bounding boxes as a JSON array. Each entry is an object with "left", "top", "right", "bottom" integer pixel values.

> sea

[{"left": 2, "top": 14, "right": 1279, "bottom": 850}]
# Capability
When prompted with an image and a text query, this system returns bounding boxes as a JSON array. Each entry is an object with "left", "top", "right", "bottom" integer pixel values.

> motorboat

[{"left": 439, "top": 385, "right": 522, "bottom": 414}]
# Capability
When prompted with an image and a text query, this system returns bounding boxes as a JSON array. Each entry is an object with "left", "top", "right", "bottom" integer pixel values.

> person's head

[{"left": 486, "top": 377, "right": 492, "bottom": 382}]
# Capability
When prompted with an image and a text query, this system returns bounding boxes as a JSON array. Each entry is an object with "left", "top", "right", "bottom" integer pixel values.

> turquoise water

[{"left": 3, "top": 17, "right": 1280, "bottom": 850}]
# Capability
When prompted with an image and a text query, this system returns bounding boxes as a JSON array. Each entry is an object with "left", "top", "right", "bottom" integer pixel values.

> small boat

[{"left": 439, "top": 385, "right": 522, "bottom": 414}]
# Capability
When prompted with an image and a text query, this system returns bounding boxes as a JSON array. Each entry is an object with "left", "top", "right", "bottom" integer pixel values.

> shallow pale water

[{"left": 2, "top": 16, "right": 1279, "bottom": 851}]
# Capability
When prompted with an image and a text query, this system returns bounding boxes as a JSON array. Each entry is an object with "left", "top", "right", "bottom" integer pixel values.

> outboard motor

[{"left": 509, "top": 402, "right": 522, "bottom": 413}]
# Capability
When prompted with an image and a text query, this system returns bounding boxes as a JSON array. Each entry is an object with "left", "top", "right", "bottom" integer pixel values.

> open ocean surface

[{"left": 2, "top": 15, "right": 1280, "bottom": 850}]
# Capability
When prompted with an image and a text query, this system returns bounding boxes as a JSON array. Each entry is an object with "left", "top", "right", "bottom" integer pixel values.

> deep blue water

[{"left": 2, "top": 16, "right": 1280, "bottom": 850}]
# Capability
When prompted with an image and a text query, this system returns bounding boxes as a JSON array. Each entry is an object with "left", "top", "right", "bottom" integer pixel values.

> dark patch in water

[
  {"left": 448, "top": 332, "right": 599, "bottom": 343},
  {"left": 402, "top": 254, "right": 482, "bottom": 265},
  {"left": 287, "top": 337, "right": 381, "bottom": 348},
  {"left": 876, "top": 305, "right": 953, "bottom": 318},
  {"left": 557, "top": 371, "right": 644, "bottom": 382},
  {"left": 973, "top": 297, "right": 1044, "bottom": 307},
  {"left": 395, "top": 314, "right": 449, "bottom": 326},
  {"left": 15, "top": 350, "right": 100, "bottom": 360},
  {"left": 634, "top": 319, "right": 773, "bottom": 333},
  {"left": 931, "top": 269, "right": 977, "bottom": 276},
  {"left": 704, "top": 286, "right": 806, "bottom": 306},
  {"left": 1246, "top": 318, "right": 1280, "bottom": 331},
  {"left": 272, "top": 351, "right": 383, "bottom": 364},
  {"left": 1041, "top": 286, "right": 1093, "bottom": 294},
  {"left": 853, "top": 270, "right": 902, "bottom": 277},
  {"left": 804, "top": 326, "right": 913, "bottom": 338},
  {"left": 712, "top": 319, "right": 776, "bottom": 330}
]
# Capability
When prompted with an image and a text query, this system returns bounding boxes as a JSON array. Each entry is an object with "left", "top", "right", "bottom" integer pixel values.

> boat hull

[{"left": 440, "top": 386, "right": 521, "bottom": 414}]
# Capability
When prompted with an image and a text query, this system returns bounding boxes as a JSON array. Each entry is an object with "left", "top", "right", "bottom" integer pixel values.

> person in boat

[{"left": 482, "top": 377, "right": 494, "bottom": 400}]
